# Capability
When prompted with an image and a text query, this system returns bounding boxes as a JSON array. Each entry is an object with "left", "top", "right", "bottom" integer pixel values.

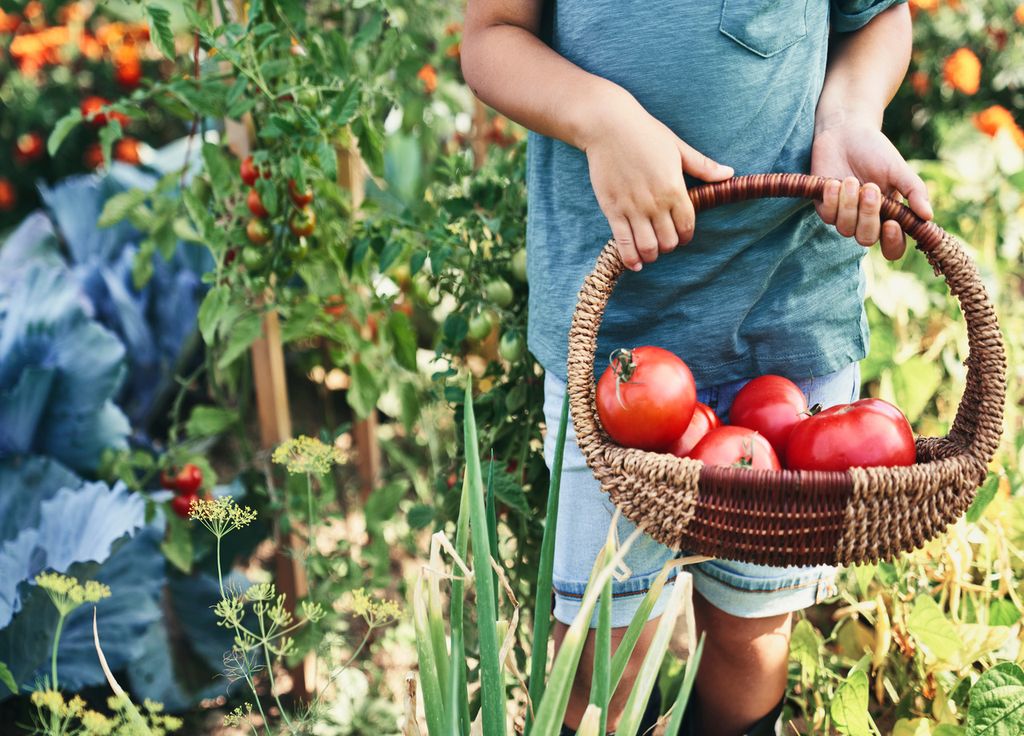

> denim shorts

[{"left": 543, "top": 363, "right": 860, "bottom": 627}]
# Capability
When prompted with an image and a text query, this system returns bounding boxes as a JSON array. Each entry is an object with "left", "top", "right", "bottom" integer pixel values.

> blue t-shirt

[{"left": 526, "top": 0, "right": 905, "bottom": 387}]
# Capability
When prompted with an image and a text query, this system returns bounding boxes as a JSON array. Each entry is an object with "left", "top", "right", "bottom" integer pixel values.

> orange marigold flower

[
  {"left": 943, "top": 47, "right": 981, "bottom": 95},
  {"left": 23, "top": 1, "right": 43, "bottom": 21},
  {"left": 908, "top": 0, "right": 939, "bottom": 12},
  {"left": 444, "top": 21, "right": 463, "bottom": 36},
  {"left": 417, "top": 63, "right": 438, "bottom": 94},
  {"left": 446, "top": 42, "right": 460, "bottom": 59},
  {"left": 973, "top": 105, "right": 1024, "bottom": 148},
  {"left": 79, "top": 33, "right": 103, "bottom": 60},
  {"left": 1015, "top": 4, "right": 1024, "bottom": 23},
  {"left": 910, "top": 71, "right": 929, "bottom": 95}
]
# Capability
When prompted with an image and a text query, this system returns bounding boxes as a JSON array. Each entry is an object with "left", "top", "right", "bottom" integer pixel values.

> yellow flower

[
  {"left": 31, "top": 688, "right": 65, "bottom": 714},
  {"left": 81, "top": 709, "right": 115, "bottom": 736},
  {"left": 188, "top": 495, "right": 258, "bottom": 537},
  {"left": 345, "top": 587, "right": 402, "bottom": 626},
  {"left": 35, "top": 572, "right": 111, "bottom": 617}
]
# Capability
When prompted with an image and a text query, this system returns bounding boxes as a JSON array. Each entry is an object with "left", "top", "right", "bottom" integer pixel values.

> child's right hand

[{"left": 582, "top": 89, "right": 734, "bottom": 272}]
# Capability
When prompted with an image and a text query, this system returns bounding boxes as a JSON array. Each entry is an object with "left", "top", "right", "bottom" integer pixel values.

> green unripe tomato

[
  {"left": 510, "top": 249, "right": 527, "bottom": 283},
  {"left": 467, "top": 310, "right": 494, "bottom": 341},
  {"left": 498, "top": 331, "right": 525, "bottom": 362},
  {"left": 241, "top": 246, "right": 267, "bottom": 272},
  {"left": 484, "top": 278, "right": 514, "bottom": 309}
]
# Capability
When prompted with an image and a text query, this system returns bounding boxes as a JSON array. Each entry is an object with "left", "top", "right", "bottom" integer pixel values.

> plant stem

[
  {"left": 244, "top": 672, "right": 272, "bottom": 736},
  {"left": 50, "top": 612, "right": 66, "bottom": 691},
  {"left": 258, "top": 615, "right": 293, "bottom": 730}
]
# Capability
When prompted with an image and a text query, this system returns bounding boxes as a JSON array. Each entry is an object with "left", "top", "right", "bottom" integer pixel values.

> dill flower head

[
  {"left": 188, "top": 495, "right": 258, "bottom": 537},
  {"left": 35, "top": 572, "right": 111, "bottom": 616},
  {"left": 345, "top": 587, "right": 402, "bottom": 627},
  {"left": 272, "top": 434, "right": 344, "bottom": 475}
]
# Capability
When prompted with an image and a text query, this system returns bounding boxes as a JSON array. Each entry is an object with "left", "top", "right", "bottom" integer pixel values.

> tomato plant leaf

[
  {"left": 217, "top": 312, "right": 264, "bottom": 370},
  {"left": 47, "top": 109, "right": 82, "bottom": 156},
  {"left": 145, "top": 4, "right": 175, "bottom": 59},
  {"left": 348, "top": 362, "right": 380, "bottom": 418},
  {"left": 186, "top": 406, "right": 239, "bottom": 439},
  {"left": 387, "top": 311, "right": 417, "bottom": 372},
  {"left": 907, "top": 595, "right": 961, "bottom": 664},
  {"left": 967, "top": 662, "right": 1024, "bottom": 736},
  {"left": 201, "top": 142, "right": 233, "bottom": 198},
  {"left": 160, "top": 512, "right": 194, "bottom": 574},
  {"left": 98, "top": 188, "right": 148, "bottom": 229},
  {"left": 197, "top": 286, "right": 229, "bottom": 345},
  {"left": 0, "top": 661, "right": 15, "bottom": 695},
  {"left": 98, "top": 118, "right": 123, "bottom": 170},
  {"left": 830, "top": 669, "right": 874, "bottom": 736}
]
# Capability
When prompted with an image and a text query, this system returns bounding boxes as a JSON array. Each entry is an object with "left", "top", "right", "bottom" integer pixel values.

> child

[{"left": 461, "top": 2, "right": 930, "bottom": 734}]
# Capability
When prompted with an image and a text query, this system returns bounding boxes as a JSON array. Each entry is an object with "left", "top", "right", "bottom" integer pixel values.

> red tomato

[
  {"left": 288, "top": 179, "right": 313, "bottom": 207},
  {"left": 175, "top": 463, "right": 203, "bottom": 495},
  {"left": 114, "top": 138, "right": 141, "bottom": 164},
  {"left": 81, "top": 96, "right": 109, "bottom": 126},
  {"left": 14, "top": 132, "right": 44, "bottom": 163},
  {"left": 688, "top": 426, "right": 781, "bottom": 470},
  {"left": 170, "top": 493, "right": 198, "bottom": 519},
  {"left": 596, "top": 347, "right": 696, "bottom": 452},
  {"left": 247, "top": 188, "right": 269, "bottom": 217},
  {"left": 729, "top": 375, "right": 807, "bottom": 464},
  {"left": 786, "top": 398, "right": 916, "bottom": 471},
  {"left": 83, "top": 143, "right": 104, "bottom": 169},
  {"left": 0, "top": 178, "right": 15, "bottom": 211},
  {"left": 240, "top": 155, "right": 264, "bottom": 186},
  {"left": 246, "top": 218, "right": 272, "bottom": 245},
  {"left": 159, "top": 468, "right": 178, "bottom": 491},
  {"left": 668, "top": 402, "right": 721, "bottom": 457}
]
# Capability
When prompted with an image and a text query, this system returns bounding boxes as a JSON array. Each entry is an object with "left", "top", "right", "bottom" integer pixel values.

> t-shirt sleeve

[{"left": 830, "top": 0, "right": 907, "bottom": 33}]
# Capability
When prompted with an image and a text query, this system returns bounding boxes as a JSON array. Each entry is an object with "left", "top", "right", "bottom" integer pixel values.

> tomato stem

[
  {"left": 609, "top": 348, "right": 636, "bottom": 410},
  {"left": 802, "top": 403, "right": 823, "bottom": 417}
]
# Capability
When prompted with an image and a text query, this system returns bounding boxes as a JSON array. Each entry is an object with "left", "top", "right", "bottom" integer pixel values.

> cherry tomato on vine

[
  {"left": 288, "top": 179, "right": 314, "bottom": 207},
  {"left": 786, "top": 399, "right": 915, "bottom": 471},
  {"left": 246, "top": 218, "right": 272, "bottom": 245},
  {"left": 596, "top": 346, "right": 696, "bottom": 452},
  {"left": 223, "top": 247, "right": 239, "bottom": 266},
  {"left": 247, "top": 188, "right": 269, "bottom": 218},
  {"left": 729, "top": 375, "right": 807, "bottom": 464},
  {"left": 114, "top": 138, "right": 141, "bottom": 164},
  {"left": 170, "top": 493, "right": 198, "bottom": 519},
  {"left": 510, "top": 249, "right": 527, "bottom": 283},
  {"left": 0, "top": 178, "right": 16, "bottom": 211},
  {"left": 498, "top": 331, "right": 525, "bottom": 362},
  {"left": 175, "top": 463, "right": 203, "bottom": 495},
  {"left": 81, "top": 96, "right": 128, "bottom": 127},
  {"left": 689, "top": 426, "right": 780, "bottom": 470},
  {"left": 240, "top": 155, "right": 265, "bottom": 186},
  {"left": 668, "top": 402, "right": 721, "bottom": 458},
  {"left": 484, "top": 279, "right": 514, "bottom": 309},
  {"left": 289, "top": 206, "right": 316, "bottom": 237},
  {"left": 159, "top": 468, "right": 178, "bottom": 491},
  {"left": 467, "top": 310, "right": 494, "bottom": 341},
  {"left": 241, "top": 246, "right": 268, "bottom": 272},
  {"left": 14, "top": 132, "right": 44, "bottom": 163}
]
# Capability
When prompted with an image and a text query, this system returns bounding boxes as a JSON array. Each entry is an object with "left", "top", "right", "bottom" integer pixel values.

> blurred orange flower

[
  {"left": 908, "top": 0, "right": 939, "bottom": 12},
  {"left": 973, "top": 105, "right": 1024, "bottom": 148},
  {"left": 1015, "top": 3, "right": 1024, "bottom": 23},
  {"left": 0, "top": 178, "right": 16, "bottom": 211},
  {"left": 114, "top": 138, "right": 141, "bottom": 164},
  {"left": 910, "top": 71, "right": 929, "bottom": 95},
  {"left": 0, "top": 10, "right": 20, "bottom": 34},
  {"left": 943, "top": 48, "right": 981, "bottom": 94},
  {"left": 417, "top": 63, "right": 438, "bottom": 94}
]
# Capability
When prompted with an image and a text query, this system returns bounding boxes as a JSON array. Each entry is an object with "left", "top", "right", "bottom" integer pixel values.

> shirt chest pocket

[{"left": 719, "top": 0, "right": 810, "bottom": 58}]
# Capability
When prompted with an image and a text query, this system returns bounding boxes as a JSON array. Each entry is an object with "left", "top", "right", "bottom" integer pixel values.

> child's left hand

[{"left": 810, "top": 121, "right": 933, "bottom": 260}]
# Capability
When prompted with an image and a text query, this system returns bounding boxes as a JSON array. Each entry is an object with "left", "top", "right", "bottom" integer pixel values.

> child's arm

[
  {"left": 811, "top": 3, "right": 933, "bottom": 260},
  {"left": 461, "top": 0, "right": 734, "bottom": 272}
]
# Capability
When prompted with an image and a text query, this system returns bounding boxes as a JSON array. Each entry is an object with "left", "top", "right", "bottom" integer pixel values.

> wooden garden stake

[{"left": 336, "top": 140, "right": 382, "bottom": 502}]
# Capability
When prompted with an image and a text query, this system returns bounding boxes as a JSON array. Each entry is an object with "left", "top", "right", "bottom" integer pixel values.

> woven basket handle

[{"left": 567, "top": 173, "right": 1006, "bottom": 472}]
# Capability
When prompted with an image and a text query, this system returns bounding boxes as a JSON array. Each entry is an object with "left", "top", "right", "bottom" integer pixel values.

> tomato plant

[{"left": 596, "top": 346, "right": 696, "bottom": 452}]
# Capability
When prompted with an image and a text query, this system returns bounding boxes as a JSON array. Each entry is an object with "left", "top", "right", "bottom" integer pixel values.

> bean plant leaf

[
  {"left": 893, "top": 719, "right": 935, "bottom": 736},
  {"left": 47, "top": 110, "right": 82, "bottom": 156},
  {"left": 967, "top": 662, "right": 1024, "bottom": 736},
  {"left": 0, "top": 661, "right": 15, "bottom": 695},
  {"left": 966, "top": 473, "right": 1001, "bottom": 524},
  {"left": 145, "top": 4, "right": 176, "bottom": 60},
  {"left": 853, "top": 563, "right": 877, "bottom": 597},
  {"left": 989, "top": 599, "right": 1021, "bottom": 627},
  {"left": 790, "top": 619, "right": 821, "bottom": 682},
  {"left": 907, "top": 595, "right": 961, "bottom": 663},
  {"left": 830, "top": 669, "right": 874, "bottom": 736}
]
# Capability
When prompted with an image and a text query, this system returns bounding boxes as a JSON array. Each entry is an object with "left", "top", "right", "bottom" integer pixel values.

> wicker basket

[{"left": 566, "top": 173, "right": 1006, "bottom": 567}]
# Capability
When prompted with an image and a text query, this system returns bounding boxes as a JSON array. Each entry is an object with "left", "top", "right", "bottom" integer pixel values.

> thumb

[
  {"left": 677, "top": 139, "right": 734, "bottom": 182},
  {"left": 890, "top": 163, "right": 933, "bottom": 221}
]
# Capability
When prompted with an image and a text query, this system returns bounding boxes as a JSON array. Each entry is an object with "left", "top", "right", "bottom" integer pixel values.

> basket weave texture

[{"left": 566, "top": 173, "right": 1006, "bottom": 566}]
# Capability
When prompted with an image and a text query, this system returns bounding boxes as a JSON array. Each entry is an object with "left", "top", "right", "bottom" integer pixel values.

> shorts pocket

[{"left": 719, "top": 0, "right": 809, "bottom": 58}]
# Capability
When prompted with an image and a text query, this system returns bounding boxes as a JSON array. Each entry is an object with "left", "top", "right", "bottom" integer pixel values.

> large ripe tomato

[
  {"left": 596, "top": 347, "right": 696, "bottom": 452},
  {"left": 786, "top": 398, "right": 915, "bottom": 471},
  {"left": 729, "top": 375, "right": 807, "bottom": 464},
  {"left": 688, "top": 426, "right": 780, "bottom": 470},
  {"left": 170, "top": 493, "right": 198, "bottom": 519},
  {"left": 175, "top": 463, "right": 203, "bottom": 495},
  {"left": 288, "top": 206, "right": 316, "bottom": 237},
  {"left": 668, "top": 402, "right": 720, "bottom": 458}
]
